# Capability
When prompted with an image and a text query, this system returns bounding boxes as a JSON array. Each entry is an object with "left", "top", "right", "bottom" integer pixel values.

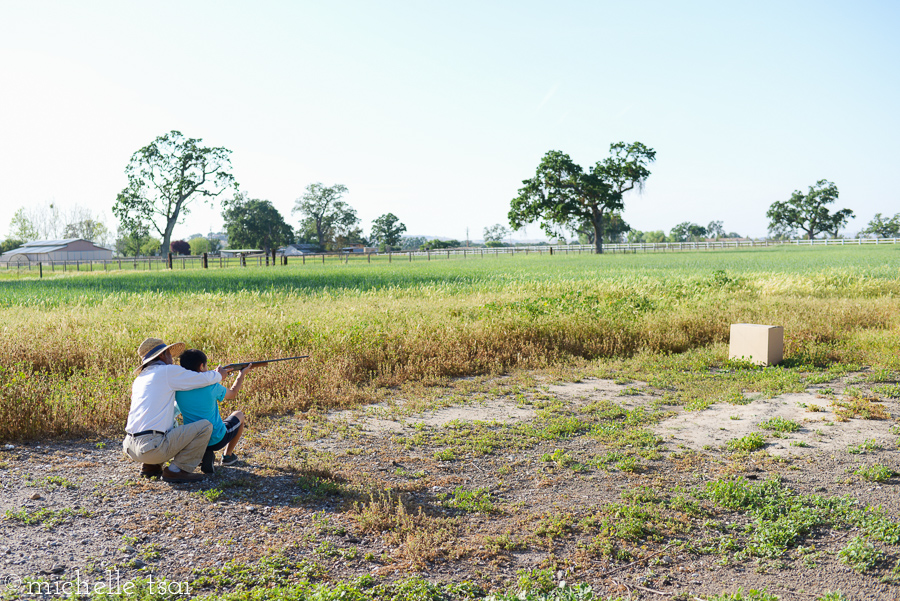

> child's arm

[{"left": 224, "top": 364, "right": 254, "bottom": 400}]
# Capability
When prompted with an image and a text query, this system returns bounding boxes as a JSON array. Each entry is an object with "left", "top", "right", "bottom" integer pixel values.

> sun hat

[{"left": 134, "top": 337, "right": 186, "bottom": 375}]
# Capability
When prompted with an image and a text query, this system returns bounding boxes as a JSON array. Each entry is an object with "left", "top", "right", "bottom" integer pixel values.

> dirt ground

[{"left": 1, "top": 372, "right": 899, "bottom": 600}]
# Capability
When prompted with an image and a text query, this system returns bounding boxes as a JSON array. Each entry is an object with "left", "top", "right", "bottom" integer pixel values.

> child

[{"left": 176, "top": 349, "right": 252, "bottom": 474}]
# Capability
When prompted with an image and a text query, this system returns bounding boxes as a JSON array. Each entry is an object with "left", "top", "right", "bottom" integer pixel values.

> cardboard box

[{"left": 728, "top": 324, "right": 783, "bottom": 366}]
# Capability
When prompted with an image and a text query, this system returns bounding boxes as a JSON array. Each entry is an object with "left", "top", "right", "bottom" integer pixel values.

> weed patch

[
  {"left": 758, "top": 416, "right": 801, "bottom": 433},
  {"left": 854, "top": 464, "right": 894, "bottom": 483},
  {"left": 726, "top": 433, "right": 766, "bottom": 452}
]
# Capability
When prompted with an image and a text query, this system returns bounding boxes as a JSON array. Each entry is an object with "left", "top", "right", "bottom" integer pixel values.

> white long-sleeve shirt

[{"left": 125, "top": 362, "right": 222, "bottom": 434}]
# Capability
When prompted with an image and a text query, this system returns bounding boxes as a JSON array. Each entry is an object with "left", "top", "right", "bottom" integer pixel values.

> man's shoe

[
  {"left": 200, "top": 449, "right": 216, "bottom": 475},
  {"left": 161, "top": 467, "right": 203, "bottom": 483},
  {"left": 221, "top": 453, "right": 239, "bottom": 466},
  {"left": 140, "top": 464, "right": 163, "bottom": 478}
]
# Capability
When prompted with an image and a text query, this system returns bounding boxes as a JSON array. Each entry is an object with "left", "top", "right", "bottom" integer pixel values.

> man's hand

[{"left": 215, "top": 365, "right": 233, "bottom": 379}]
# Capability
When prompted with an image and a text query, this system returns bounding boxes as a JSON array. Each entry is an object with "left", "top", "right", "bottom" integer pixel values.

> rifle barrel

[{"left": 223, "top": 355, "right": 309, "bottom": 370}]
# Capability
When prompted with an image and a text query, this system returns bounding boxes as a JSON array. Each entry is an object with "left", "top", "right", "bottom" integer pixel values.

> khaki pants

[{"left": 122, "top": 420, "right": 213, "bottom": 472}]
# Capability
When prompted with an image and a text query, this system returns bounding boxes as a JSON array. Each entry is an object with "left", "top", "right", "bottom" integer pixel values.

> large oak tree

[
  {"left": 113, "top": 131, "right": 237, "bottom": 255},
  {"left": 766, "top": 180, "right": 853, "bottom": 240},
  {"left": 370, "top": 213, "right": 407, "bottom": 250},
  {"left": 508, "top": 142, "right": 655, "bottom": 253},
  {"left": 222, "top": 193, "right": 294, "bottom": 254},
  {"left": 292, "top": 183, "right": 358, "bottom": 250}
]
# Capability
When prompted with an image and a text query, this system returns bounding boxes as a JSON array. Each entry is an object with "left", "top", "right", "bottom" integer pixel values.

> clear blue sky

[{"left": 1, "top": 1, "right": 897, "bottom": 242}]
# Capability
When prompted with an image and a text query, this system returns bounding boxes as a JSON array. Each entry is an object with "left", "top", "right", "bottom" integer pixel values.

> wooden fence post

[{"left": 202, "top": 253, "right": 208, "bottom": 268}]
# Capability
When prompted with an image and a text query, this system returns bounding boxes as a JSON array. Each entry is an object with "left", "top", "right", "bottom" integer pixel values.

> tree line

[{"left": 3, "top": 131, "right": 898, "bottom": 257}]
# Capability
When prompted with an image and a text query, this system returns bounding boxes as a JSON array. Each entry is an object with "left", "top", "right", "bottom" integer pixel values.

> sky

[{"left": 1, "top": 1, "right": 897, "bottom": 243}]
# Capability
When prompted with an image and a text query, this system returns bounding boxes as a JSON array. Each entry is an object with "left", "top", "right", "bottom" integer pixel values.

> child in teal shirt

[{"left": 176, "top": 349, "right": 253, "bottom": 474}]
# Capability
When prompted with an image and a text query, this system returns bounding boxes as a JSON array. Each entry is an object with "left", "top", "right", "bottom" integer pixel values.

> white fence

[
  {"left": 403, "top": 237, "right": 900, "bottom": 257},
  {"left": 5, "top": 237, "right": 898, "bottom": 274}
]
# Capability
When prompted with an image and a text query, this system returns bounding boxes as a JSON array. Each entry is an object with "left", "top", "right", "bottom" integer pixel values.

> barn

[{"left": 0, "top": 239, "right": 113, "bottom": 265}]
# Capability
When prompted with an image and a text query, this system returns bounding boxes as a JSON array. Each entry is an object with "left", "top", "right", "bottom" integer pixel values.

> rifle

[{"left": 222, "top": 355, "right": 309, "bottom": 371}]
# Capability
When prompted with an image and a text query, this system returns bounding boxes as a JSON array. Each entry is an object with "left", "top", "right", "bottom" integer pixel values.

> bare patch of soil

[{"left": 656, "top": 391, "right": 898, "bottom": 456}]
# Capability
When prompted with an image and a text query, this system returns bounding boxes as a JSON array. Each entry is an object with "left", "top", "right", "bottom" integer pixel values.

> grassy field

[
  {"left": 2, "top": 245, "right": 900, "bottom": 600},
  {"left": 0, "top": 245, "right": 898, "bottom": 440}
]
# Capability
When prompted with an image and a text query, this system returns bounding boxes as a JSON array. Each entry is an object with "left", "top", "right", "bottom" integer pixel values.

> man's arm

[{"left": 164, "top": 364, "right": 225, "bottom": 391}]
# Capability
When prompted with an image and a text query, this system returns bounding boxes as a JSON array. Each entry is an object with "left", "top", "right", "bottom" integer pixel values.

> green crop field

[{"left": 1, "top": 245, "right": 899, "bottom": 440}]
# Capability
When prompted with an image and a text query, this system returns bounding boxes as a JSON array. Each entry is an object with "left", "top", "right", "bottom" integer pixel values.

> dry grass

[
  {"left": 352, "top": 491, "right": 458, "bottom": 566},
  {"left": 1, "top": 249, "right": 899, "bottom": 441}
]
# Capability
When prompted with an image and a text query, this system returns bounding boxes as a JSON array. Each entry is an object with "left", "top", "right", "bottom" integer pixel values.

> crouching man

[{"left": 122, "top": 338, "right": 231, "bottom": 482}]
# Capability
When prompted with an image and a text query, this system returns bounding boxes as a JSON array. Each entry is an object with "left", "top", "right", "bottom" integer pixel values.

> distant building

[
  {"left": 280, "top": 243, "right": 320, "bottom": 255},
  {"left": 0, "top": 239, "right": 113, "bottom": 265},
  {"left": 220, "top": 248, "right": 262, "bottom": 257}
]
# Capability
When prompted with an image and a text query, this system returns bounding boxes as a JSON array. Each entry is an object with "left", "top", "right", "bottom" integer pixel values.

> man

[{"left": 123, "top": 337, "right": 231, "bottom": 482}]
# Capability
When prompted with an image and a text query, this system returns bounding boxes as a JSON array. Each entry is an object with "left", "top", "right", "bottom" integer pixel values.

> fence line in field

[{"left": 4, "top": 237, "right": 898, "bottom": 277}]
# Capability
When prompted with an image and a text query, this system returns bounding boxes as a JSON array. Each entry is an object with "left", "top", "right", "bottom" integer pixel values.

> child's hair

[{"left": 180, "top": 349, "right": 208, "bottom": 372}]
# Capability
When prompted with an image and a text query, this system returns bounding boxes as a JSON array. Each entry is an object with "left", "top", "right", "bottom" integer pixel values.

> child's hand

[{"left": 240, "top": 363, "right": 254, "bottom": 376}]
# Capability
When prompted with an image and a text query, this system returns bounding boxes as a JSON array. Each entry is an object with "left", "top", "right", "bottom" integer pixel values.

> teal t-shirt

[{"left": 175, "top": 383, "right": 228, "bottom": 446}]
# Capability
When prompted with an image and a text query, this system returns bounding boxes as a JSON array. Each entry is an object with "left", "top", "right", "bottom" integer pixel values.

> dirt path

[{"left": 1, "top": 372, "right": 898, "bottom": 599}]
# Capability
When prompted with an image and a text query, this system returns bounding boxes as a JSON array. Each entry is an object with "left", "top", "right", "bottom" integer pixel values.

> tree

[
  {"left": 766, "top": 180, "right": 854, "bottom": 240},
  {"left": 421, "top": 239, "right": 460, "bottom": 250},
  {"left": 509, "top": 142, "right": 655, "bottom": 253},
  {"left": 400, "top": 236, "right": 427, "bottom": 250},
  {"left": 115, "top": 223, "right": 151, "bottom": 257},
  {"left": 0, "top": 239, "right": 24, "bottom": 253},
  {"left": 113, "top": 131, "right": 237, "bottom": 256},
  {"left": 142, "top": 237, "right": 161, "bottom": 256},
  {"left": 483, "top": 224, "right": 510, "bottom": 244},
  {"left": 669, "top": 222, "right": 707, "bottom": 242},
  {"left": 862, "top": 213, "right": 900, "bottom": 238},
  {"left": 222, "top": 193, "right": 294, "bottom": 254},
  {"left": 707, "top": 221, "right": 725, "bottom": 239},
  {"left": 170, "top": 240, "right": 190, "bottom": 255},
  {"left": 370, "top": 213, "right": 407, "bottom": 250},
  {"left": 334, "top": 227, "right": 367, "bottom": 250},
  {"left": 8, "top": 208, "right": 38, "bottom": 241},
  {"left": 292, "top": 183, "right": 359, "bottom": 250},
  {"left": 63, "top": 218, "right": 109, "bottom": 245},
  {"left": 189, "top": 237, "right": 210, "bottom": 255}
]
